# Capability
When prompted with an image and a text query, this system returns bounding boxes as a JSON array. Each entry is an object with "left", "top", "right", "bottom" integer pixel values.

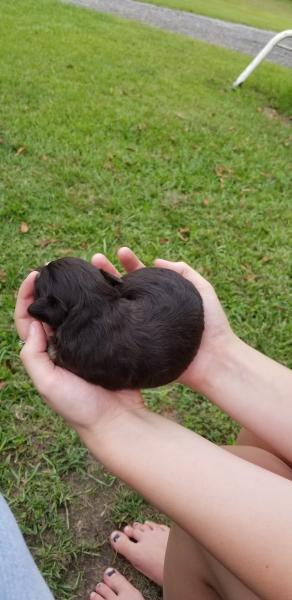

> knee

[{"left": 221, "top": 444, "right": 292, "bottom": 480}]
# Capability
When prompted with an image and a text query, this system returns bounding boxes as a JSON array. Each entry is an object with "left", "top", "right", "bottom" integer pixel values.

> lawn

[
  {"left": 0, "top": 0, "right": 291, "bottom": 598},
  {"left": 142, "top": 0, "right": 292, "bottom": 31}
]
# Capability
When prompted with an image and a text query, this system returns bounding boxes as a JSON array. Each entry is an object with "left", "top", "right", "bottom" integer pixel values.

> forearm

[
  {"left": 196, "top": 336, "right": 292, "bottom": 462},
  {"left": 81, "top": 410, "right": 292, "bottom": 600}
]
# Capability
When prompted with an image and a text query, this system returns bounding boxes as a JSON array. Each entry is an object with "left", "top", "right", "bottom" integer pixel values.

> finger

[
  {"left": 154, "top": 258, "right": 209, "bottom": 293},
  {"left": 91, "top": 253, "right": 120, "bottom": 277},
  {"left": 117, "top": 247, "right": 145, "bottom": 273},
  {"left": 14, "top": 271, "right": 38, "bottom": 341},
  {"left": 20, "top": 321, "right": 56, "bottom": 392}
]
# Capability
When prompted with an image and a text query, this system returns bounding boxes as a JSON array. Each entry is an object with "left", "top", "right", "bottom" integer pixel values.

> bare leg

[
  {"left": 91, "top": 429, "right": 292, "bottom": 600},
  {"left": 105, "top": 436, "right": 292, "bottom": 600},
  {"left": 236, "top": 427, "right": 292, "bottom": 468},
  {"left": 163, "top": 440, "right": 292, "bottom": 600}
]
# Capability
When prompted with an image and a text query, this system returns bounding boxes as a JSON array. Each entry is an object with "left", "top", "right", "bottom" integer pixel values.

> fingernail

[
  {"left": 112, "top": 533, "right": 120, "bottom": 542},
  {"left": 106, "top": 568, "right": 115, "bottom": 576},
  {"left": 90, "top": 593, "right": 96, "bottom": 599}
]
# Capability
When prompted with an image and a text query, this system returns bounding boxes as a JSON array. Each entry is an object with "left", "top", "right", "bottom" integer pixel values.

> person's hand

[
  {"left": 92, "top": 248, "right": 236, "bottom": 392},
  {"left": 153, "top": 258, "right": 236, "bottom": 391},
  {"left": 14, "top": 272, "right": 145, "bottom": 438}
]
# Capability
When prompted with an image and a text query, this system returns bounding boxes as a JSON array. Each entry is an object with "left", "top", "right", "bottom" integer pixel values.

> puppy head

[
  {"left": 28, "top": 293, "right": 68, "bottom": 328},
  {"left": 28, "top": 257, "right": 121, "bottom": 329}
]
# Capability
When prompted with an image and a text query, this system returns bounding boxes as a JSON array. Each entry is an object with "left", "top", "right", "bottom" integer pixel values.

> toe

[
  {"left": 145, "top": 521, "right": 161, "bottom": 531},
  {"left": 143, "top": 521, "right": 155, "bottom": 530},
  {"left": 94, "top": 581, "right": 115, "bottom": 599},
  {"left": 144, "top": 520, "right": 169, "bottom": 533},
  {"left": 123, "top": 525, "right": 143, "bottom": 540},
  {"left": 144, "top": 520, "right": 157, "bottom": 530},
  {"left": 110, "top": 530, "right": 140, "bottom": 557},
  {"left": 133, "top": 522, "right": 146, "bottom": 532},
  {"left": 103, "top": 568, "right": 143, "bottom": 598},
  {"left": 90, "top": 592, "right": 104, "bottom": 600}
]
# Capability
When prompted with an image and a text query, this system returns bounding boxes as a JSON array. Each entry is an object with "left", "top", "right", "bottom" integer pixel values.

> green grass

[
  {"left": 0, "top": 0, "right": 291, "bottom": 598},
  {"left": 142, "top": 0, "right": 292, "bottom": 31}
]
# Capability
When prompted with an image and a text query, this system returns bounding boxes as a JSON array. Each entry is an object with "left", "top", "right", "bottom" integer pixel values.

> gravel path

[{"left": 67, "top": 0, "right": 292, "bottom": 68}]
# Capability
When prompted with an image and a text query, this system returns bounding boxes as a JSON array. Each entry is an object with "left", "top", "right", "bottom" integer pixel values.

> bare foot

[
  {"left": 110, "top": 521, "right": 170, "bottom": 586},
  {"left": 90, "top": 568, "right": 144, "bottom": 599}
]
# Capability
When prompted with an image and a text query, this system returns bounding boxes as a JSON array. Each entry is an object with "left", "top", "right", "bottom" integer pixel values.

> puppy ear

[
  {"left": 28, "top": 295, "right": 68, "bottom": 327},
  {"left": 100, "top": 269, "right": 122, "bottom": 287}
]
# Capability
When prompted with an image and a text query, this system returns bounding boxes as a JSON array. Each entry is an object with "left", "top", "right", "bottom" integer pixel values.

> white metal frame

[{"left": 232, "top": 29, "right": 292, "bottom": 89}]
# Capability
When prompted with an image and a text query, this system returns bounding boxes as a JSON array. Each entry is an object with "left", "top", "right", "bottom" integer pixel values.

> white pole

[{"left": 232, "top": 30, "right": 292, "bottom": 89}]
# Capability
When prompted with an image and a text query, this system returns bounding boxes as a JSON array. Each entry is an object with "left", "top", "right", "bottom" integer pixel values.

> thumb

[
  {"left": 23, "top": 321, "right": 47, "bottom": 353},
  {"left": 20, "top": 321, "right": 55, "bottom": 391}
]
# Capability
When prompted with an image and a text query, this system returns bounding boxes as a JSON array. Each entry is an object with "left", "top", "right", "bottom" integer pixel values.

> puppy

[{"left": 28, "top": 257, "right": 204, "bottom": 390}]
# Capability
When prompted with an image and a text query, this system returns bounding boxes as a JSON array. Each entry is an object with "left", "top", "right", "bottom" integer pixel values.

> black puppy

[{"left": 28, "top": 257, "right": 204, "bottom": 390}]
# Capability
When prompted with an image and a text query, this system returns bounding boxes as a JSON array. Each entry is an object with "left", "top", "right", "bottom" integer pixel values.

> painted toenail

[
  {"left": 106, "top": 568, "right": 116, "bottom": 576},
  {"left": 112, "top": 533, "right": 120, "bottom": 542}
]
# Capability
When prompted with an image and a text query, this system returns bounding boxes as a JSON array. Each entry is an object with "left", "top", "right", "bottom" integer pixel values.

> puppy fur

[{"left": 28, "top": 257, "right": 204, "bottom": 390}]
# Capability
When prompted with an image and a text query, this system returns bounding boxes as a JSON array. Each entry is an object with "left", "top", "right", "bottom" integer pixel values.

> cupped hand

[
  {"left": 92, "top": 248, "right": 236, "bottom": 392},
  {"left": 14, "top": 272, "right": 145, "bottom": 437},
  {"left": 15, "top": 249, "right": 235, "bottom": 435}
]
